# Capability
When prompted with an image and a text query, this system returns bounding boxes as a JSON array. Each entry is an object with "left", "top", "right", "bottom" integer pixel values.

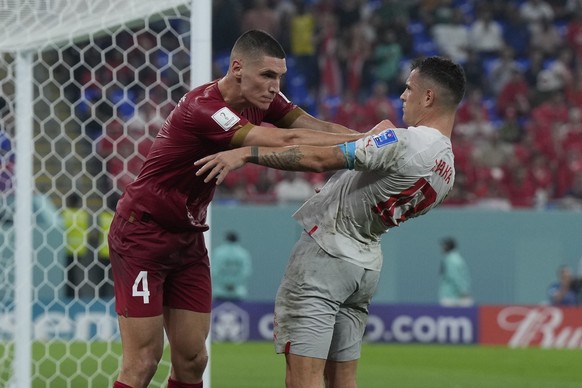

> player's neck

[
  {"left": 416, "top": 114, "right": 454, "bottom": 138},
  {"left": 217, "top": 76, "right": 247, "bottom": 113}
]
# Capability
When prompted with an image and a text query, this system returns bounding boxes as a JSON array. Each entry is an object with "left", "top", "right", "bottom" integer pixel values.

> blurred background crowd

[
  {"left": 208, "top": 0, "right": 582, "bottom": 209},
  {"left": 5, "top": 0, "right": 582, "bottom": 210}
]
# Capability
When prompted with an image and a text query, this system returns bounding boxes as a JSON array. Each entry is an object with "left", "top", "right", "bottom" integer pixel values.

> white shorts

[{"left": 274, "top": 232, "right": 380, "bottom": 361}]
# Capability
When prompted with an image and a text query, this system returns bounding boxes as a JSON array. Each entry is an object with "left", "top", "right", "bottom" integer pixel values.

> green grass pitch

[{"left": 1, "top": 341, "right": 581, "bottom": 387}]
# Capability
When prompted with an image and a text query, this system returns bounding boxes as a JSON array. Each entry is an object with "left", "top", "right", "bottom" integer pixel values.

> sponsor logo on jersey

[
  {"left": 372, "top": 129, "right": 398, "bottom": 147},
  {"left": 212, "top": 107, "right": 241, "bottom": 131}
]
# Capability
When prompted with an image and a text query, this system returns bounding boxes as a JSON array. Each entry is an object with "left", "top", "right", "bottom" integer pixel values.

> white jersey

[{"left": 293, "top": 126, "right": 455, "bottom": 271}]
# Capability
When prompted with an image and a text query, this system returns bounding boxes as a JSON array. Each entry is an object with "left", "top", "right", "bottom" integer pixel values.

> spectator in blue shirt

[{"left": 548, "top": 265, "right": 579, "bottom": 306}]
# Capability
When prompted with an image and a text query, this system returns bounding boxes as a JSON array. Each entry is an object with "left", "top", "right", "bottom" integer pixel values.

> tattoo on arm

[
  {"left": 250, "top": 146, "right": 259, "bottom": 164},
  {"left": 261, "top": 147, "right": 305, "bottom": 170}
]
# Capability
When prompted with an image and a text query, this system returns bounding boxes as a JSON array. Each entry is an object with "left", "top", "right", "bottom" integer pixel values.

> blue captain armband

[{"left": 338, "top": 141, "right": 356, "bottom": 170}]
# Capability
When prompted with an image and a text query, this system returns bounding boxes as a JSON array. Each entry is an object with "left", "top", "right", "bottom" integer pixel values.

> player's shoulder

[
  {"left": 186, "top": 81, "right": 223, "bottom": 107},
  {"left": 407, "top": 126, "right": 451, "bottom": 149},
  {"left": 183, "top": 82, "right": 239, "bottom": 123}
]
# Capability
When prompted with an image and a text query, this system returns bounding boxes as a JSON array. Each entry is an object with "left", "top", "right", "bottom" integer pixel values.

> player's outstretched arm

[
  {"left": 290, "top": 111, "right": 353, "bottom": 134},
  {"left": 195, "top": 144, "right": 347, "bottom": 185},
  {"left": 242, "top": 119, "right": 395, "bottom": 147}
]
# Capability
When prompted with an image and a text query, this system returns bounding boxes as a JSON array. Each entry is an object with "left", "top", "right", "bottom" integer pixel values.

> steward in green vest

[{"left": 62, "top": 193, "right": 90, "bottom": 298}]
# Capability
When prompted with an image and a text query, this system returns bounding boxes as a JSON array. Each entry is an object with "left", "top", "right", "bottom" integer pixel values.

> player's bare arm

[
  {"left": 241, "top": 119, "right": 395, "bottom": 147},
  {"left": 292, "top": 114, "right": 396, "bottom": 138},
  {"left": 290, "top": 112, "right": 353, "bottom": 134},
  {"left": 241, "top": 124, "right": 362, "bottom": 147},
  {"left": 195, "top": 144, "right": 346, "bottom": 185}
]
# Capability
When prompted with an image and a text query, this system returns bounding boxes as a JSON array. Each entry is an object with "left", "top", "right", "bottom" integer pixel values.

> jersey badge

[
  {"left": 372, "top": 129, "right": 398, "bottom": 147},
  {"left": 212, "top": 107, "right": 241, "bottom": 131}
]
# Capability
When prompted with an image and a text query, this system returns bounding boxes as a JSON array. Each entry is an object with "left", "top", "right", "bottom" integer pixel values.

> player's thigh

[
  {"left": 164, "top": 307, "right": 210, "bottom": 358},
  {"left": 274, "top": 233, "right": 365, "bottom": 359},
  {"left": 110, "top": 246, "right": 167, "bottom": 317},
  {"left": 328, "top": 268, "right": 380, "bottom": 362},
  {"left": 163, "top": 241, "right": 212, "bottom": 314},
  {"left": 118, "top": 314, "right": 165, "bottom": 359},
  {"left": 285, "top": 353, "right": 327, "bottom": 387},
  {"left": 109, "top": 216, "right": 171, "bottom": 317}
]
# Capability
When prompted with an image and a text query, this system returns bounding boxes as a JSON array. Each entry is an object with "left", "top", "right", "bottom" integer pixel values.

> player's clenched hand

[
  {"left": 365, "top": 119, "right": 396, "bottom": 137},
  {"left": 194, "top": 148, "right": 248, "bottom": 185}
]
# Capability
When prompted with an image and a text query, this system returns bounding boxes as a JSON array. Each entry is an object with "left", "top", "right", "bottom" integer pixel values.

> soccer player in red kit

[{"left": 108, "top": 30, "right": 384, "bottom": 388}]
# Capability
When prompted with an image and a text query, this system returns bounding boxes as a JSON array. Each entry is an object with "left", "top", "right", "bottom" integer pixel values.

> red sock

[
  {"left": 167, "top": 378, "right": 202, "bottom": 388},
  {"left": 113, "top": 382, "right": 132, "bottom": 388}
]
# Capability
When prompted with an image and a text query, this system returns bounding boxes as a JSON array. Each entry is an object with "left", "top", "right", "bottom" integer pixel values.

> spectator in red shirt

[
  {"left": 318, "top": 14, "right": 343, "bottom": 99},
  {"left": 528, "top": 91, "right": 570, "bottom": 158},
  {"left": 529, "top": 152, "right": 555, "bottom": 194},
  {"left": 559, "top": 107, "right": 582, "bottom": 154},
  {"left": 343, "top": 22, "right": 374, "bottom": 99},
  {"left": 504, "top": 164, "right": 537, "bottom": 208},
  {"left": 363, "top": 81, "right": 399, "bottom": 128},
  {"left": 496, "top": 68, "right": 531, "bottom": 119},
  {"left": 334, "top": 90, "right": 369, "bottom": 132},
  {"left": 565, "top": 65, "right": 582, "bottom": 109},
  {"left": 457, "top": 88, "right": 490, "bottom": 124},
  {"left": 566, "top": 11, "right": 582, "bottom": 63}
]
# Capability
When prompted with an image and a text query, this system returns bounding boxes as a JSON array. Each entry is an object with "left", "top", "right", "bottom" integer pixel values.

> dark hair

[
  {"left": 411, "top": 56, "right": 466, "bottom": 107},
  {"left": 441, "top": 237, "right": 457, "bottom": 252},
  {"left": 232, "top": 29, "right": 286, "bottom": 59},
  {"left": 226, "top": 231, "right": 239, "bottom": 243}
]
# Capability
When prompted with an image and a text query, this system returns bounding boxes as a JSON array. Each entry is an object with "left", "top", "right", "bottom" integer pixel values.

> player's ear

[
  {"left": 425, "top": 88, "right": 435, "bottom": 107},
  {"left": 231, "top": 58, "right": 243, "bottom": 79}
]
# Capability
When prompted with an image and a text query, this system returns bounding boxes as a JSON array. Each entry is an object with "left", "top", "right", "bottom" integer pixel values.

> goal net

[{"left": 0, "top": 0, "right": 204, "bottom": 386}]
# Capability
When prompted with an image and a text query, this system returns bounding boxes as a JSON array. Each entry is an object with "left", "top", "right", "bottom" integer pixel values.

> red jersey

[{"left": 116, "top": 80, "right": 300, "bottom": 231}]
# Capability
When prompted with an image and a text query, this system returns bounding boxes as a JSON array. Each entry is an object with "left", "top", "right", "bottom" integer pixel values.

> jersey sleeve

[
  {"left": 353, "top": 128, "right": 404, "bottom": 171},
  {"left": 186, "top": 98, "right": 252, "bottom": 147}
]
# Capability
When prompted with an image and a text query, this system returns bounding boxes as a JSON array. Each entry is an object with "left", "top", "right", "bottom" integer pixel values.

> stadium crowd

[{"left": 64, "top": 0, "right": 582, "bottom": 209}]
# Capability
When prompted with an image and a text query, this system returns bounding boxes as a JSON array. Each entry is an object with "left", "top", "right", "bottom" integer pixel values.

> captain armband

[{"left": 338, "top": 141, "right": 356, "bottom": 170}]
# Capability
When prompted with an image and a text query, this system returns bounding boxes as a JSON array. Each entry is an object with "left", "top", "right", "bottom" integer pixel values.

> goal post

[{"left": 0, "top": 1, "right": 212, "bottom": 386}]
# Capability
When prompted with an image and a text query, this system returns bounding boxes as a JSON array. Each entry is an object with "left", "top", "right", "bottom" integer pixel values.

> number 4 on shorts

[{"left": 132, "top": 270, "right": 151, "bottom": 304}]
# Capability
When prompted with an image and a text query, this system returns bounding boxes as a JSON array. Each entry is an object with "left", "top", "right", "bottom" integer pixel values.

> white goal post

[{"left": 0, "top": 1, "right": 211, "bottom": 386}]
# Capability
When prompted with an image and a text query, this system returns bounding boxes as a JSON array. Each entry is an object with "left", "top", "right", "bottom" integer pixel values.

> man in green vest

[
  {"left": 62, "top": 193, "right": 90, "bottom": 298},
  {"left": 95, "top": 193, "right": 119, "bottom": 297}
]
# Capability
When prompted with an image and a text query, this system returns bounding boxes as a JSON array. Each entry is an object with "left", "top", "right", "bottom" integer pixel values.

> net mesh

[{"left": 0, "top": 1, "right": 192, "bottom": 386}]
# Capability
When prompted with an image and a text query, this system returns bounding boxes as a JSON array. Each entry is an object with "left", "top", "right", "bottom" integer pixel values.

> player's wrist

[{"left": 248, "top": 146, "right": 259, "bottom": 164}]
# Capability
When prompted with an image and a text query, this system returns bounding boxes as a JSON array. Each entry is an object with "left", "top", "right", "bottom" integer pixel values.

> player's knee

[
  {"left": 120, "top": 356, "right": 160, "bottom": 387},
  {"left": 172, "top": 348, "right": 208, "bottom": 381},
  {"left": 191, "top": 351, "right": 209, "bottom": 377}
]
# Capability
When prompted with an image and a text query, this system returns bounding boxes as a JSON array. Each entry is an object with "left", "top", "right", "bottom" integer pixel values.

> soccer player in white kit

[{"left": 196, "top": 56, "right": 466, "bottom": 388}]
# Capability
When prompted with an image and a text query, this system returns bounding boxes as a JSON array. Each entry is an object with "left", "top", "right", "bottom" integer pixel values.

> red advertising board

[{"left": 480, "top": 305, "right": 582, "bottom": 348}]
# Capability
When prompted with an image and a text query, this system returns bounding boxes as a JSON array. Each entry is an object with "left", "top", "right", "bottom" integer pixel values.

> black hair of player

[
  {"left": 411, "top": 56, "right": 466, "bottom": 106},
  {"left": 232, "top": 29, "right": 286, "bottom": 59}
]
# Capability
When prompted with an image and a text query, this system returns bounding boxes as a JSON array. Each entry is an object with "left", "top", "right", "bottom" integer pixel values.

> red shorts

[{"left": 108, "top": 212, "right": 211, "bottom": 317}]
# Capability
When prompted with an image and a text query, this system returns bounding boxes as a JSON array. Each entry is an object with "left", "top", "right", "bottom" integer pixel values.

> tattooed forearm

[{"left": 260, "top": 147, "right": 307, "bottom": 170}]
